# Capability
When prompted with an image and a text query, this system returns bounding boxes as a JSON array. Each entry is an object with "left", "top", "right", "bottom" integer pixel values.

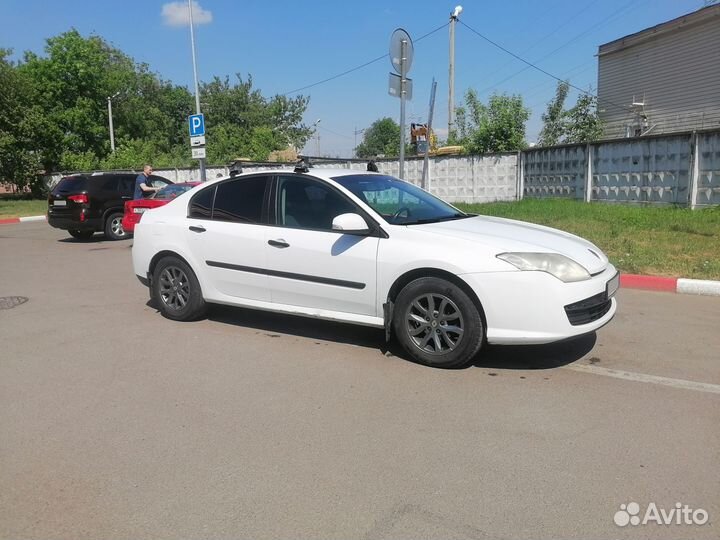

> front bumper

[{"left": 461, "top": 264, "right": 618, "bottom": 345}]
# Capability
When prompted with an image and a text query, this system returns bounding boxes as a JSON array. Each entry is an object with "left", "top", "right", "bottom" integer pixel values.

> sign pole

[
  {"left": 399, "top": 38, "right": 407, "bottom": 180},
  {"left": 188, "top": 0, "right": 206, "bottom": 182}
]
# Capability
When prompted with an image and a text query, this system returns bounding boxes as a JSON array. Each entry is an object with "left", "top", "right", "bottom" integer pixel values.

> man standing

[{"left": 133, "top": 164, "right": 159, "bottom": 200}]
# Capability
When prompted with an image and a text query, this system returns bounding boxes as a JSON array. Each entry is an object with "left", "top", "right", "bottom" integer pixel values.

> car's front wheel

[
  {"left": 393, "top": 277, "right": 484, "bottom": 368},
  {"left": 152, "top": 256, "right": 207, "bottom": 321},
  {"left": 104, "top": 212, "right": 128, "bottom": 240}
]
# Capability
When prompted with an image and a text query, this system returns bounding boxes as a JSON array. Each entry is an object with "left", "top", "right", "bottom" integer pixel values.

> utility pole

[
  {"left": 312, "top": 119, "right": 321, "bottom": 157},
  {"left": 448, "top": 5, "right": 463, "bottom": 138},
  {"left": 422, "top": 79, "right": 437, "bottom": 190},
  {"left": 354, "top": 127, "right": 366, "bottom": 157},
  {"left": 107, "top": 95, "right": 116, "bottom": 152},
  {"left": 188, "top": 0, "right": 206, "bottom": 182}
]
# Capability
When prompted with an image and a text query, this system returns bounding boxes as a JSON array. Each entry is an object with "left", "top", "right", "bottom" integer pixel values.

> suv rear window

[{"left": 52, "top": 176, "right": 87, "bottom": 194}]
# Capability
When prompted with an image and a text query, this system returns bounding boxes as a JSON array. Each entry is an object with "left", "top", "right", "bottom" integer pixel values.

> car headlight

[{"left": 496, "top": 252, "right": 590, "bottom": 282}]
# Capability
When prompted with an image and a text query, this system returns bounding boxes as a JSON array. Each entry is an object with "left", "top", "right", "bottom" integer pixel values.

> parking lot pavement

[{"left": 1, "top": 222, "right": 719, "bottom": 540}]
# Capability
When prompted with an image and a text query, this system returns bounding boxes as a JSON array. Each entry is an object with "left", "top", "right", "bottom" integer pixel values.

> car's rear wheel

[
  {"left": 104, "top": 212, "right": 127, "bottom": 240},
  {"left": 393, "top": 277, "right": 484, "bottom": 368},
  {"left": 68, "top": 229, "right": 94, "bottom": 240},
  {"left": 152, "top": 256, "right": 207, "bottom": 321}
]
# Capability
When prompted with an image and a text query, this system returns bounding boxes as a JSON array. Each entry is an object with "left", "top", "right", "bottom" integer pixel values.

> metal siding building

[{"left": 597, "top": 4, "right": 720, "bottom": 139}]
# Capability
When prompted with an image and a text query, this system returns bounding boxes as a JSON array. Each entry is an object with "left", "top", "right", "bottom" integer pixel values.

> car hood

[{"left": 413, "top": 215, "right": 608, "bottom": 274}]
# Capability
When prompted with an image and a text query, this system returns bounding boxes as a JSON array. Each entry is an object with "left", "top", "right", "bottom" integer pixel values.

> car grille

[{"left": 564, "top": 292, "right": 612, "bottom": 326}]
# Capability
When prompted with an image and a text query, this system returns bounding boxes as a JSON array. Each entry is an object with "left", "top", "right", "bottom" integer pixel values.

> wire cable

[
  {"left": 282, "top": 22, "right": 449, "bottom": 96},
  {"left": 458, "top": 19, "right": 633, "bottom": 112},
  {"left": 478, "top": 0, "right": 649, "bottom": 95}
]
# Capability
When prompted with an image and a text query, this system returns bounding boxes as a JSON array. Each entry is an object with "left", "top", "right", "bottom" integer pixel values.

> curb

[
  {"left": 1, "top": 216, "right": 718, "bottom": 297},
  {"left": 0, "top": 215, "right": 46, "bottom": 225},
  {"left": 620, "top": 274, "right": 720, "bottom": 297}
]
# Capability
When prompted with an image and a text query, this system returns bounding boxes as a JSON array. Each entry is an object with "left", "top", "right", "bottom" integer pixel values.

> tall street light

[
  {"left": 107, "top": 91, "right": 120, "bottom": 152},
  {"left": 313, "top": 119, "right": 321, "bottom": 156},
  {"left": 188, "top": 0, "right": 206, "bottom": 182},
  {"left": 448, "top": 5, "right": 463, "bottom": 138}
]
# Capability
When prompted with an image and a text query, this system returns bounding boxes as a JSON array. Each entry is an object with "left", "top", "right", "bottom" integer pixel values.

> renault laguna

[{"left": 132, "top": 165, "right": 618, "bottom": 368}]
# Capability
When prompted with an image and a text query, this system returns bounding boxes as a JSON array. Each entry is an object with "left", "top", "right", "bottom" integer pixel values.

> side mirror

[{"left": 332, "top": 213, "right": 370, "bottom": 235}]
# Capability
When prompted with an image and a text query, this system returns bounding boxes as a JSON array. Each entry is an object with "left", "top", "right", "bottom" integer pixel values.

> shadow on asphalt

[
  {"left": 207, "top": 303, "right": 388, "bottom": 349},
  {"left": 474, "top": 333, "right": 597, "bottom": 370},
  {"left": 204, "top": 304, "right": 596, "bottom": 370},
  {"left": 57, "top": 235, "right": 133, "bottom": 244}
]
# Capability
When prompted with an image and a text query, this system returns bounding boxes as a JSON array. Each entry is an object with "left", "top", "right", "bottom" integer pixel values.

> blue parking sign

[{"left": 188, "top": 114, "right": 205, "bottom": 137}]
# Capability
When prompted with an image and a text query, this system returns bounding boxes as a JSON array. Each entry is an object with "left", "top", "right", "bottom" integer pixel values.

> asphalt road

[{"left": 1, "top": 222, "right": 719, "bottom": 540}]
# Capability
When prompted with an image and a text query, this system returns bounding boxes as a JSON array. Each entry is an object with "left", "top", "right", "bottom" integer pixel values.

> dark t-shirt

[{"left": 133, "top": 174, "right": 152, "bottom": 200}]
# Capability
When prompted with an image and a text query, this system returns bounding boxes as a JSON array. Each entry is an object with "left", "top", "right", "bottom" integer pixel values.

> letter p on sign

[{"left": 189, "top": 114, "right": 205, "bottom": 137}]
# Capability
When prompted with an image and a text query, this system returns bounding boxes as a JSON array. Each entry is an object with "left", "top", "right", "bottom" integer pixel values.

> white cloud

[{"left": 161, "top": 1, "right": 213, "bottom": 27}]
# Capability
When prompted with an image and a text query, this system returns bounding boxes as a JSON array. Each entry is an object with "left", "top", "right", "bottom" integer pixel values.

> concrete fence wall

[
  {"left": 519, "top": 129, "right": 720, "bottom": 208},
  {"left": 46, "top": 128, "right": 720, "bottom": 208}
]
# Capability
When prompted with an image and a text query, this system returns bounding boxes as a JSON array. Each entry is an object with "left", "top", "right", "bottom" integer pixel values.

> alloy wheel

[
  {"left": 159, "top": 266, "right": 190, "bottom": 311},
  {"left": 111, "top": 216, "right": 126, "bottom": 238},
  {"left": 405, "top": 293, "right": 465, "bottom": 355}
]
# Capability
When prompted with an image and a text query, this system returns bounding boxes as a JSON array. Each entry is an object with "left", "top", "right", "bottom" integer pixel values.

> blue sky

[{"left": 3, "top": 0, "right": 705, "bottom": 157}]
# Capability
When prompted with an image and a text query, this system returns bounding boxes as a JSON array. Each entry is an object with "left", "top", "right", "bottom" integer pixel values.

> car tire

[
  {"left": 152, "top": 256, "right": 207, "bottom": 321},
  {"left": 392, "top": 277, "right": 484, "bottom": 368},
  {"left": 68, "top": 229, "right": 94, "bottom": 240},
  {"left": 104, "top": 211, "right": 128, "bottom": 240}
]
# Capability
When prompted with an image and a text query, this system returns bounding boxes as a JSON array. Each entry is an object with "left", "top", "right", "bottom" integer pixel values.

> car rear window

[{"left": 52, "top": 176, "right": 87, "bottom": 194}]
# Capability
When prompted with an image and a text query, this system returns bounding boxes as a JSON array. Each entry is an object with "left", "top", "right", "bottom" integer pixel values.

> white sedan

[{"left": 132, "top": 165, "right": 618, "bottom": 368}]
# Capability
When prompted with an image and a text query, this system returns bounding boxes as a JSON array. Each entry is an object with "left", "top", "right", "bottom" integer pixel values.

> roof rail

[{"left": 294, "top": 156, "right": 313, "bottom": 173}]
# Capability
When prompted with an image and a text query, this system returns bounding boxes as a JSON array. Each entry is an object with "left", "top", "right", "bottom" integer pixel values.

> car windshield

[
  {"left": 333, "top": 174, "right": 469, "bottom": 225},
  {"left": 153, "top": 184, "right": 194, "bottom": 200}
]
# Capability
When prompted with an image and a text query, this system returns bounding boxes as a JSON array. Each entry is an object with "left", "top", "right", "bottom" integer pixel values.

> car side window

[
  {"left": 212, "top": 176, "right": 268, "bottom": 223},
  {"left": 277, "top": 176, "right": 357, "bottom": 231},
  {"left": 188, "top": 186, "right": 215, "bottom": 219},
  {"left": 102, "top": 177, "right": 120, "bottom": 192},
  {"left": 119, "top": 176, "right": 135, "bottom": 195}
]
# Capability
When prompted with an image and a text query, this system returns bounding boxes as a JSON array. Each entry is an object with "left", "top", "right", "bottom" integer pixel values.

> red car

[{"left": 122, "top": 182, "right": 200, "bottom": 234}]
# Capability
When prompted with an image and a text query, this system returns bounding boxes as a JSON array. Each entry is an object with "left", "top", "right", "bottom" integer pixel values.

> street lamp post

[
  {"left": 449, "top": 5, "right": 463, "bottom": 138},
  {"left": 313, "top": 119, "right": 321, "bottom": 156},
  {"left": 188, "top": 0, "right": 206, "bottom": 182},
  {"left": 107, "top": 91, "right": 120, "bottom": 152}
]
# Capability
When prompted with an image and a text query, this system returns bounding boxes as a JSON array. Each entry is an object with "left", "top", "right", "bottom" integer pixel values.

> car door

[
  {"left": 265, "top": 174, "right": 380, "bottom": 317},
  {"left": 185, "top": 175, "right": 272, "bottom": 302}
]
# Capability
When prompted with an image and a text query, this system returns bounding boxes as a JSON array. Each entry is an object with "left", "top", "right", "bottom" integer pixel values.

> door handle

[
  {"left": 268, "top": 239, "right": 290, "bottom": 248},
  {"left": 189, "top": 225, "right": 206, "bottom": 233}
]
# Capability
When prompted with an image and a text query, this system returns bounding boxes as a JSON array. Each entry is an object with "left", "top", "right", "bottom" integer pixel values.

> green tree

[
  {"left": 539, "top": 81, "right": 569, "bottom": 147},
  {"left": 0, "top": 49, "right": 52, "bottom": 194},
  {"left": 355, "top": 118, "right": 401, "bottom": 157},
  {"left": 564, "top": 94, "right": 603, "bottom": 144},
  {"left": 451, "top": 90, "right": 530, "bottom": 153},
  {"left": 538, "top": 81, "right": 603, "bottom": 146},
  {"left": 201, "top": 75, "right": 312, "bottom": 162},
  {"left": 3, "top": 29, "right": 312, "bottom": 184}
]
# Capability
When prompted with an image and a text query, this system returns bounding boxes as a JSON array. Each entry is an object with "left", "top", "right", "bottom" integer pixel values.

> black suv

[{"left": 48, "top": 172, "right": 172, "bottom": 240}]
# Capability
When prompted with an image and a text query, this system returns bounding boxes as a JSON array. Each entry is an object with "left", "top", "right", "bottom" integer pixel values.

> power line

[
  {"left": 318, "top": 125, "right": 354, "bottom": 140},
  {"left": 474, "top": 0, "right": 598, "bottom": 87},
  {"left": 474, "top": 0, "right": 643, "bottom": 97},
  {"left": 458, "top": 19, "right": 633, "bottom": 113},
  {"left": 282, "top": 22, "right": 449, "bottom": 96}
]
